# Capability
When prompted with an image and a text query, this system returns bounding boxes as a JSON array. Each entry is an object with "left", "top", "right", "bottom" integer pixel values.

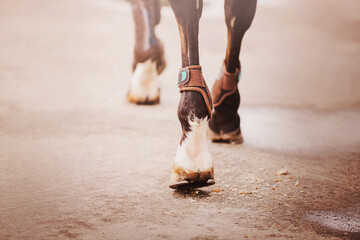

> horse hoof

[
  {"left": 207, "top": 126, "right": 243, "bottom": 144},
  {"left": 127, "top": 59, "right": 160, "bottom": 105},
  {"left": 169, "top": 166, "right": 215, "bottom": 189},
  {"left": 127, "top": 92, "right": 160, "bottom": 105},
  {"left": 169, "top": 178, "right": 215, "bottom": 189}
]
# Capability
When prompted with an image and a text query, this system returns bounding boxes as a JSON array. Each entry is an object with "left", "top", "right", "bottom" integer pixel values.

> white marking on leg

[
  {"left": 174, "top": 117, "right": 213, "bottom": 172},
  {"left": 196, "top": 0, "right": 200, "bottom": 9},
  {"left": 129, "top": 59, "right": 159, "bottom": 101},
  {"left": 230, "top": 16, "right": 236, "bottom": 28},
  {"left": 140, "top": 7, "right": 150, "bottom": 51}
]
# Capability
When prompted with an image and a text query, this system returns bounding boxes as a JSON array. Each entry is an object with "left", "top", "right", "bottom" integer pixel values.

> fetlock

[
  {"left": 178, "top": 91, "right": 209, "bottom": 143},
  {"left": 133, "top": 39, "right": 166, "bottom": 75}
]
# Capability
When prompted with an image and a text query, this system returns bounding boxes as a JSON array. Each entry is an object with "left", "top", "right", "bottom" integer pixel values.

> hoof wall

[
  {"left": 126, "top": 93, "right": 160, "bottom": 105},
  {"left": 207, "top": 126, "right": 243, "bottom": 144},
  {"left": 169, "top": 179, "right": 215, "bottom": 189}
]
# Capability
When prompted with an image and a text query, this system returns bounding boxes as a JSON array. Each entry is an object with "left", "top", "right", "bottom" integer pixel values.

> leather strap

[
  {"left": 177, "top": 65, "right": 213, "bottom": 119},
  {"left": 212, "top": 63, "right": 240, "bottom": 107}
]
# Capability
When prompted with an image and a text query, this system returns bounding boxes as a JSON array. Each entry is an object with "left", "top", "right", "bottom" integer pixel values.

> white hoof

[{"left": 127, "top": 59, "right": 160, "bottom": 104}]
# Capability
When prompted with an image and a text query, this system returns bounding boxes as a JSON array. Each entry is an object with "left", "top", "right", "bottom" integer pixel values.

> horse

[{"left": 126, "top": 0, "right": 257, "bottom": 189}]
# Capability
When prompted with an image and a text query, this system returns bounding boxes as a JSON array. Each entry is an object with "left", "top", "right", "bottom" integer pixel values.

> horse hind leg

[
  {"left": 168, "top": 0, "right": 215, "bottom": 189},
  {"left": 127, "top": 0, "right": 166, "bottom": 105},
  {"left": 208, "top": 0, "right": 257, "bottom": 143}
]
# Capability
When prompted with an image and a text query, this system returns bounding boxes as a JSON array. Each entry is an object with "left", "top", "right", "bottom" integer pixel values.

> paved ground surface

[{"left": 0, "top": 0, "right": 360, "bottom": 239}]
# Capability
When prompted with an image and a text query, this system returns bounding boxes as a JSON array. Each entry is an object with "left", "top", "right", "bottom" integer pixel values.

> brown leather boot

[{"left": 208, "top": 62, "right": 243, "bottom": 144}]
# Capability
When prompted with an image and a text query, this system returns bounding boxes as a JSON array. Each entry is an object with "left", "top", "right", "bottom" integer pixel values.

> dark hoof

[
  {"left": 169, "top": 179, "right": 215, "bottom": 189},
  {"left": 207, "top": 126, "right": 243, "bottom": 144}
]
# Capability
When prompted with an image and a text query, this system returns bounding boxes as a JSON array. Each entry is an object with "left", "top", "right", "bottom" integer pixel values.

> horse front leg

[
  {"left": 127, "top": 0, "right": 166, "bottom": 105},
  {"left": 168, "top": 0, "right": 214, "bottom": 189},
  {"left": 208, "top": 0, "right": 257, "bottom": 143}
]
